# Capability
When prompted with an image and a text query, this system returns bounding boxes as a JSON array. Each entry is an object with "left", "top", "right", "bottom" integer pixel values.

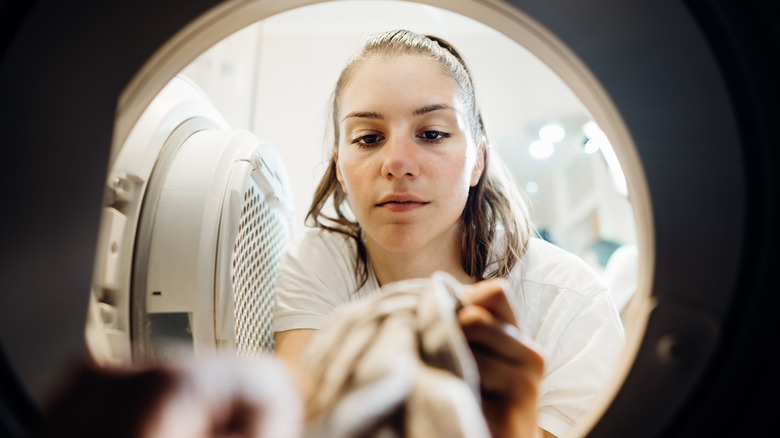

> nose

[{"left": 380, "top": 134, "right": 420, "bottom": 179}]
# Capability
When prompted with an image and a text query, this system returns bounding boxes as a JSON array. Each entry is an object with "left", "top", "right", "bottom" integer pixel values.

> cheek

[
  {"left": 426, "top": 157, "right": 472, "bottom": 218},
  {"left": 338, "top": 159, "right": 372, "bottom": 201},
  {"left": 336, "top": 148, "right": 360, "bottom": 189},
  {"left": 441, "top": 154, "right": 474, "bottom": 196}
]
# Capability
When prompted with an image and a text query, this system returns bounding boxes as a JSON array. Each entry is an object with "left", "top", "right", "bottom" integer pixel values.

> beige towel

[{"left": 300, "top": 272, "right": 491, "bottom": 438}]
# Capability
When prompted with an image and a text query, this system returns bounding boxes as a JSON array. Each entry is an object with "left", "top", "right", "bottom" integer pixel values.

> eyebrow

[
  {"left": 342, "top": 111, "right": 383, "bottom": 121},
  {"left": 413, "top": 103, "right": 455, "bottom": 115},
  {"left": 342, "top": 104, "right": 455, "bottom": 121}
]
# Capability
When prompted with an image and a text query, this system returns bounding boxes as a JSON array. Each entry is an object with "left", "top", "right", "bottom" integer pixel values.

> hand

[
  {"left": 458, "top": 279, "right": 545, "bottom": 438},
  {"left": 37, "top": 357, "right": 301, "bottom": 438}
]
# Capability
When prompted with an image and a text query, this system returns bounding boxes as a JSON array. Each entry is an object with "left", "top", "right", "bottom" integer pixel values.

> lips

[
  {"left": 376, "top": 194, "right": 429, "bottom": 211},
  {"left": 376, "top": 194, "right": 427, "bottom": 205}
]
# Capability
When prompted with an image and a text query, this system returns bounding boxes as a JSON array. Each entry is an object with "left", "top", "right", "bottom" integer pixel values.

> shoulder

[
  {"left": 276, "top": 227, "right": 360, "bottom": 293},
  {"left": 511, "top": 237, "right": 605, "bottom": 298},
  {"left": 500, "top": 239, "right": 624, "bottom": 435},
  {"left": 503, "top": 237, "right": 617, "bottom": 340},
  {"left": 273, "top": 228, "right": 361, "bottom": 331}
]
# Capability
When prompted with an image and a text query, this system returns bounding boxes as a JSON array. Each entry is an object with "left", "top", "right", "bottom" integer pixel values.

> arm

[
  {"left": 274, "top": 328, "right": 318, "bottom": 369},
  {"left": 458, "top": 279, "right": 548, "bottom": 438},
  {"left": 273, "top": 229, "right": 357, "bottom": 364}
]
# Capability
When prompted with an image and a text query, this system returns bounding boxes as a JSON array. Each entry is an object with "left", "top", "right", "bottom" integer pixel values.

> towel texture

[{"left": 300, "top": 272, "right": 491, "bottom": 438}]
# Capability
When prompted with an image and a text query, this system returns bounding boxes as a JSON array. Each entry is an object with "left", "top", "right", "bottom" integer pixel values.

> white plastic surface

[
  {"left": 143, "top": 128, "right": 293, "bottom": 356},
  {"left": 87, "top": 75, "right": 296, "bottom": 364},
  {"left": 89, "top": 76, "right": 231, "bottom": 365},
  {"left": 93, "top": 207, "right": 127, "bottom": 291}
]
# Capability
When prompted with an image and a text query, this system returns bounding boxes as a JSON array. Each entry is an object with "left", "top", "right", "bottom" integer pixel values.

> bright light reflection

[
  {"left": 598, "top": 137, "right": 628, "bottom": 196},
  {"left": 581, "top": 120, "right": 627, "bottom": 194},
  {"left": 583, "top": 137, "right": 602, "bottom": 154},
  {"left": 525, "top": 180, "right": 539, "bottom": 194},
  {"left": 529, "top": 140, "right": 554, "bottom": 159},
  {"left": 539, "top": 124, "right": 565, "bottom": 142},
  {"left": 582, "top": 120, "right": 602, "bottom": 139}
]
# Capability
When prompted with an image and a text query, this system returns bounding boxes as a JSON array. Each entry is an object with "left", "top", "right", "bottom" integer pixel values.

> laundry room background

[{"left": 177, "top": 1, "right": 637, "bottom": 297}]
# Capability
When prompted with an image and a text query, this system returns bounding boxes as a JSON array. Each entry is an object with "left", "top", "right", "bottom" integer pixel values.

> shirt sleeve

[
  {"left": 272, "top": 229, "right": 358, "bottom": 332},
  {"left": 536, "top": 288, "right": 626, "bottom": 437}
]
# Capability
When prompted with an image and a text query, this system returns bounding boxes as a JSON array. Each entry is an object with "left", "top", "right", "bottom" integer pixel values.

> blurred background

[{"left": 178, "top": 0, "right": 637, "bottom": 282}]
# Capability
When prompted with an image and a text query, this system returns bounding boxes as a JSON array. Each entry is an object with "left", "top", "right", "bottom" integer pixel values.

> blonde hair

[{"left": 307, "top": 29, "right": 531, "bottom": 288}]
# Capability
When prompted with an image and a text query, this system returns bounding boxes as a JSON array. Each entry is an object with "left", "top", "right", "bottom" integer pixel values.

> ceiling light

[
  {"left": 529, "top": 140, "right": 554, "bottom": 159},
  {"left": 539, "top": 124, "right": 565, "bottom": 142},
  {"left": 583, "top": 137, "right": 603, "bottom": 154},
  {"left": 582, "top": 120, "right": 603, "bottom": 139}
]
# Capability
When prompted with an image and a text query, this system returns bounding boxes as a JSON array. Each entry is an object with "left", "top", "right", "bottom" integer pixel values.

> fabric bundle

[{"left": 300, "top": 272, "right": 491, "bottom": 438}]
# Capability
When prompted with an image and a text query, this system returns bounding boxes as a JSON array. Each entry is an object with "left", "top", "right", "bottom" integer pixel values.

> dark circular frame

[{"left": 1, "top": 0, "right": 778, "bottom": 437}]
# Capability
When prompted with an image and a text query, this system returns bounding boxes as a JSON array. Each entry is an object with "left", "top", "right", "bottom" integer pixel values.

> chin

[{"left": 378, "top": 236, "right": 424, "bottom": 254}]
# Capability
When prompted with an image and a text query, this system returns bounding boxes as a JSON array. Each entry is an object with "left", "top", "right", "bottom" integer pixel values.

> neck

[{"left": 365, "top": 229, "right": 475, "bottom": 286}]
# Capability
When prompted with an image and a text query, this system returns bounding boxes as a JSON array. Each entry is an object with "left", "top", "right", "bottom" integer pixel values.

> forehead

[{"left": 339, "top": 54, "right": 464, "bottom": 114}]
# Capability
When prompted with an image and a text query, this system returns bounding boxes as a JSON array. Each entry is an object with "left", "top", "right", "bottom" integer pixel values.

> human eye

[
  {"left": 351, "top": 133, "right": 384, "bottom": 148},
  {"left": 417, "top": 130, "right": 451, "bottom": 144}
]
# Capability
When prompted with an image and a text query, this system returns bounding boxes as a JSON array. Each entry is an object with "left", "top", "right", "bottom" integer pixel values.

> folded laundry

[{"left": 300, "top": 272, "right": 491, "bottom": 438}]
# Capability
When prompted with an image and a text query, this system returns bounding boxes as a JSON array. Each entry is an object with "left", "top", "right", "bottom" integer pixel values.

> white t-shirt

[{"left": 273, "top": 228, "right": 625, "bottom": 437}]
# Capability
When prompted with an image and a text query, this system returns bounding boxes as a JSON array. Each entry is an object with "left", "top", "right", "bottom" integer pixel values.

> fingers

[
  {"left": 458, "top": 280, "right": 545, "bottom": 411},
  {"left": 462, "top": 278, "right": 518, "bottom": 326},
  {"left": 473, "top": 353, "right": 542, "bottom": 405},
  {"left": 458, "top": 303, "right": 544, "bottom": 370}
]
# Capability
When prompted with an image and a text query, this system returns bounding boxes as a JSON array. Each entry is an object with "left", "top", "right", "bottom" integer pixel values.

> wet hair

[{"left": 306, "top": 29, "right": 531, "bottom": 288}]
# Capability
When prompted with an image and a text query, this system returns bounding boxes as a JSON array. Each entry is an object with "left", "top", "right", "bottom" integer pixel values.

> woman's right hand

[{"left": 458, "top": 279, "right": 546, "bottom": 438}]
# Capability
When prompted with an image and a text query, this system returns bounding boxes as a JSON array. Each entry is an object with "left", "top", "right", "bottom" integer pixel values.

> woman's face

[{"left": 335, "top": 54, "right": 484, "bottom": 257}]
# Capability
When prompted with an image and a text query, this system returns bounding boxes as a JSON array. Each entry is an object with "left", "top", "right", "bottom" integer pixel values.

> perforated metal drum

[{"left": 231, "top": 166, "right": 290, "bottom": 354}]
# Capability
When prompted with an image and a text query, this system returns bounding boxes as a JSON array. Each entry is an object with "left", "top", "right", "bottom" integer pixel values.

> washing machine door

[
  {"left": 1, "top": 1, "right": 779, "bottom": 438},
  {"left": 84, "top": 75, "right": 294, "bottom": 367}
]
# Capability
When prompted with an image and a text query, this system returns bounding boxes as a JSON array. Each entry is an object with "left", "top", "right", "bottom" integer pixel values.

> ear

[
  {"left": 334, "top": 148, "right": 348, "bottom": 194},
  {"left": 470, "top": 137, "right": 486, "bottom": 187}
]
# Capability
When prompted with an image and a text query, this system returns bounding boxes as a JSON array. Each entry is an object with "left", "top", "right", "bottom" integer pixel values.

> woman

[{"left": 273, "top": 30, "right": 624, "bottom": 438}]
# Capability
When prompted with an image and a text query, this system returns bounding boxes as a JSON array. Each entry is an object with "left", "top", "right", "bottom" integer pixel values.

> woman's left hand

[{"left": 458, "top": 279, "right": 545, "bottom": 438}]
